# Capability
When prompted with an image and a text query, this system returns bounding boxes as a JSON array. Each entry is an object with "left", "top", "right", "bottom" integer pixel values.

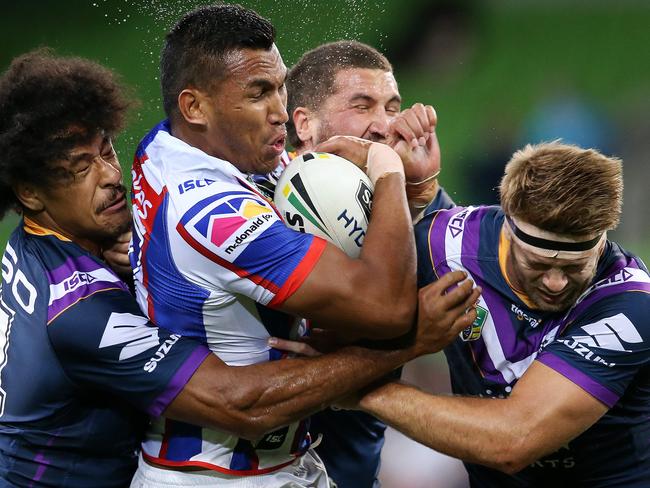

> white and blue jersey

[
  {"left": 130, "top": 121, "right": 326, "bottom": 474},
  {"left": 0, "top": 220, "right": 209, "bottom": 487},
  {"left": 416, "top": 206, "right": 650, "bottom": 487}
]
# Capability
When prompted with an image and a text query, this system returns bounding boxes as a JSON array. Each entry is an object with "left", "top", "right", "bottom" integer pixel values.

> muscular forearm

[
  {"left": 359, "top": 382, "right": 538, "bottom": 473},
  {"left": 355, "top": 172, "right": 417, "bottom": 331},
  {"left": 167, "top": 344, "right": 416, "bottom": 441}
]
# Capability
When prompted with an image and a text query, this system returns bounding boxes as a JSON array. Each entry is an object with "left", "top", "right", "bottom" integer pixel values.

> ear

[
  {"left": 14, "top": 182, "right": 45, "bottom": 213},
  {"left": 292, "top": 106, "right": 319, "bottom": 149},
  {"left": 177, "top": 88, "right": 209, "bottom": 127}
]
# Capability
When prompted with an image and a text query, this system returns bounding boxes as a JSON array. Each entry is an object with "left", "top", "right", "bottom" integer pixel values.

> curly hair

[
  {"left": 286, "top": 41, "right": 393, "bottom": 149},
  {"left": 499, "top": 141, "right": 623, "bottom": 236},
  {"left": 161, "top": 3, "right": 275, "bottom": 118},
  {"left": 0, "top": 48, "right": 131, "bottom": 219}
]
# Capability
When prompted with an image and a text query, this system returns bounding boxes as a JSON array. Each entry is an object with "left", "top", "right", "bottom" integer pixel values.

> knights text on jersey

[
  {"left": 415, "top": 206, "right": 650, "bottom": 487},
  {"left": 130, "top": 121, "right": 326, "bottom": 474},
  {"left": 0, "top": 223, "right": 209, "bottom": 488}
]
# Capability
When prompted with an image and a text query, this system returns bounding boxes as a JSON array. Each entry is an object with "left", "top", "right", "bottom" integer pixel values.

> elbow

[
  {"left": 361, "top": 300, "right": 415, "bottom": 340},
  {"left": 488, "top": 438, "right": 537, "bottom": 475},
  {"left": 233, "top": 415, "right": 283, "bottom": 441}
]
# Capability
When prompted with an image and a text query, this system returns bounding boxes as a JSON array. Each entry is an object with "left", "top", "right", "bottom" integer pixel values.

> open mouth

[{"left": 270, "top": 133, "right": 287, "bottom": 154}]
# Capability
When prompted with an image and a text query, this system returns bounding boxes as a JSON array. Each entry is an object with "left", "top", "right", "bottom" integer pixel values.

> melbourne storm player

[
  {"left": 0, "top": 49, "right": 210, "bottom": 487},
  {"left": 0, "top": 50, "right": 479, "bottom": 488},
  {"left": 356, "top": 142, "right": 650, "bottom": 486},
  {"left": 129, "top": 5, "right": 482, "bottom": 487}
]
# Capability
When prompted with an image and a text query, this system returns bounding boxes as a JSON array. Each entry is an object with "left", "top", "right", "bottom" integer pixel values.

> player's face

[
  {"left": 314, "top": 68, "right": 401, "bottom": 144},
  {"left": 507, "top": 239, "right": 602, "bottom": 312},
  {"left": 203, "top": 45, "right": 288, "bottom": 174},
  {"left": 38, "top": 134, "right": 130, "bottom": 249}
]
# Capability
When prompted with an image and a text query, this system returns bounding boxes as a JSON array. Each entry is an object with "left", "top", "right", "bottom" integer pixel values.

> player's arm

[
  {"left": 50, "top": 271, "right": 478, "bottom": 440},
  {"left": 168, "top": 269, "right": 480, "bottom": 439},
  {"left": 279, "top": 137, "right": 417, "bottom": 339},
  {"left": 357, "top": 360, "right": 607, "bottom": 474}
]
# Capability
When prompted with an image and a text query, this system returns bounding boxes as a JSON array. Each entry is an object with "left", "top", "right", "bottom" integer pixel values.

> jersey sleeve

[
  {"left": 47, "top": 288, "right": 211, "bottom": 417},
  {"left": 536, "top": 292, "right": 650, "bottom": 407},
  {"left": 173, "top": 188, "right": 327, "bottom": 307}
]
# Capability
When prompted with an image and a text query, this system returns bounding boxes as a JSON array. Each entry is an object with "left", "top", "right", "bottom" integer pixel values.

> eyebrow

[
  {"left": 66, "top": 137, "right": 111, "bottom": 165},
  {"left": 247, "top": 71, "right": 287, "bottom": 90},
  {"left": 348, "top": 93, "right": 402, "bottom": 105}
]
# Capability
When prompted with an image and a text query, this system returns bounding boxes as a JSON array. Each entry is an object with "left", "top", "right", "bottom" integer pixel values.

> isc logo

[
  {"left": 63, "top": 272, "right": 97, "bottom": 291},
  {"left": 178, "top": 178, "right": 215, "bottom": 194}
]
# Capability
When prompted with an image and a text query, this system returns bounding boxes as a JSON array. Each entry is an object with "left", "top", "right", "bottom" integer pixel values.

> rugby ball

[{"left": 274, "top": 152, "right": 374, "bottom": 258}]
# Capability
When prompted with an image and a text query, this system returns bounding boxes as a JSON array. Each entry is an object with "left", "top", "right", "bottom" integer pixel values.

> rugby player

[
  {"left": 353, "top": 142, "right": 650, "bottom": 486},
  {"left": 0, "top": 50, "right": 479, "bottom": 488},
  {"left": 129, "top": 4, "right": 480, "bottom": 487},
  {"left": 283, "top": 40, "right": 455, "bottom": 487}
]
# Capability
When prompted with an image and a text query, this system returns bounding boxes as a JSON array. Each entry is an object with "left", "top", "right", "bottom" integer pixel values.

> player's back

[{"left": 0, "top": 225, "right": 142, "bottom": 487}]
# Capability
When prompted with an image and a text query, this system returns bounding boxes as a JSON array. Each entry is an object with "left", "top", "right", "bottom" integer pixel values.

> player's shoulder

[{"left": 564, "top": 243, "right": 650, "bottom": 340}]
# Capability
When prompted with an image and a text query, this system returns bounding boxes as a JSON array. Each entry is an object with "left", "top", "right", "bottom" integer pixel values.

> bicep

[{"left": 280, "top": 243, "right": 365, "bottom": 323}]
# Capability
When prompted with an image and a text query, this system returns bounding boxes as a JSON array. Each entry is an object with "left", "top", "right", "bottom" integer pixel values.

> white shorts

[{"left": 129, "top": 449, "right": 330, "bottom": 488}]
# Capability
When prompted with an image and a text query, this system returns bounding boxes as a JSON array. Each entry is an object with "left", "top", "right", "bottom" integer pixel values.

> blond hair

[{"left": 499, "top": 141, "right": 623, "bottom": 236}]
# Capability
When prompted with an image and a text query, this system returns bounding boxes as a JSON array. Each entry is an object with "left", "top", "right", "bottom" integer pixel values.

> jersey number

[{"left": 0, "top": 243, "right": 37, "bottom": 415}]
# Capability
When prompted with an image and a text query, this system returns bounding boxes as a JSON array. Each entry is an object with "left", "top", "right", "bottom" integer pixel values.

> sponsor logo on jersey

[
  {"left": 556, "top": 313, "right": 642, "bottom": 367},
  {"left": 144, "top": 334, "right": 181, "bottom": 372},
  {"left": 460, "top": 304, "right": 488, "bottom": 341},
  {"left": 62, "top": 271, "right": 97, "bottom": 291},
  {"left": 280, "top": 175, "right": 332, "bottom": 239},
  {"left": 177, "top": 178, "right": 216, "bottom": 195},
  {"left": 256, "top": 426, "right": 288, "bottom": 449},
  {"left": 448, "top": 208, "right": 470, "bottom": 238},
  {"left": 189, "top": 195, "right": 275, "bottom": 256},
  {"left": 99, "top": 312, "right": 160, "bottom": 360},
  {"left": 510, "top": 303, "right": 542, "bottom": 328}
]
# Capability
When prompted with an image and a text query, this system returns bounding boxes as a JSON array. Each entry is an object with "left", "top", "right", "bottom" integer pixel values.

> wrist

[{"left": 367, "top": 143, "right": 404, "bottom": 185}]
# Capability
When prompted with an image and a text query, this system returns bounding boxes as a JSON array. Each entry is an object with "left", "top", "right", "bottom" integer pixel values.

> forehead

[
  {"left": 329, "top": 67, "right": 399, "bottom": 102},
  {"left": 513, "top": 237, "right": 598, "bottom": 266},
  {"left": 222, "top": 44, "right": 286, "bottom": 88}
]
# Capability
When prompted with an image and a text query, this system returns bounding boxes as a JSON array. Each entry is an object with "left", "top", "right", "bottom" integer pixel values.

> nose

[
  {"left": 269, "top": 91, "right": 289, "bottom": 125},
  {"left": 542, "top": 268, "right": 568, "bottom": 293},
  {"left": 367, "top": 109, "right": 390, "bottom": 142},
  {"left": 96, "top": 154, "right": 122, "bottom": 186}
]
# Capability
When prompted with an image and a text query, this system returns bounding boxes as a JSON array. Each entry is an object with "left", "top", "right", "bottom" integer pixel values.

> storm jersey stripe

[{"left": 416, "top": 205, "right": 650, "bottom": 486}]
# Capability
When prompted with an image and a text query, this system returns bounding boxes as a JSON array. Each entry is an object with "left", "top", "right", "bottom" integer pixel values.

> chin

[{"left": 529, "top": 291, "right": 579, "bottom": 313}]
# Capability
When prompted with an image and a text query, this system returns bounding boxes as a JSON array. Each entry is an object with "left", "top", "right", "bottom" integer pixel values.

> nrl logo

[{"left": 460, "top": 305, "right": 488, "bottom": 341}]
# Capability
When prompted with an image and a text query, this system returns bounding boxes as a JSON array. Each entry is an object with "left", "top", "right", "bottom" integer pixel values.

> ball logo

[
  {"left": 280, "top": 174, "right": 332, "bottom": 240},
  {"left": 355, "top": 181, "right": 373, "bottom": 222}
]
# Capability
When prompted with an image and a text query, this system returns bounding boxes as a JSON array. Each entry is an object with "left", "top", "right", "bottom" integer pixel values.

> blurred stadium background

[{"left": 2, "top": 1, "right": 648, "bottom": 487}]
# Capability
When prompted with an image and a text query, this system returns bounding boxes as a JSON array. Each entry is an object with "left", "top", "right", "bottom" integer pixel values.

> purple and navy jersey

[
  {"left": 130, "top": 121, "right": 326, "bottom": 474},
  {"left": 416, "top": 205, "right": 650, "bottom": 487},
  {"left": 0, "top": 220, "right": 209, "bottom": 488}
]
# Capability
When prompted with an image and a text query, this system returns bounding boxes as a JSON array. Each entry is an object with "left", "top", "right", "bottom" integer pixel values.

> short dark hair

[
  {"left": 286, "top": 41, "right": 393, "bottom": 149},
  {"left": 161, "top": 3, "right": 276, "bottom": 118},
  {"left": 0, "top": 49, "right": 131, "bottom": 219}
]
